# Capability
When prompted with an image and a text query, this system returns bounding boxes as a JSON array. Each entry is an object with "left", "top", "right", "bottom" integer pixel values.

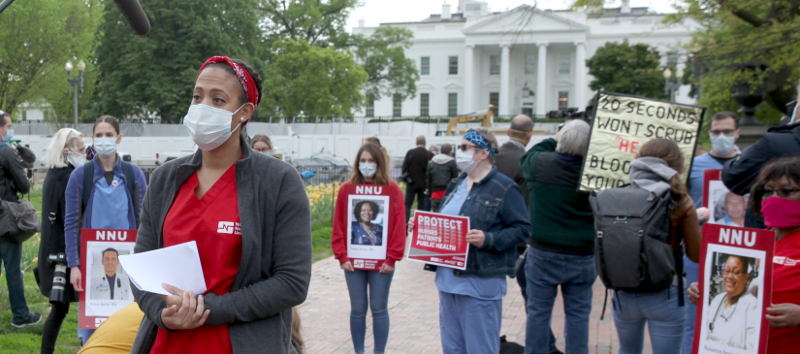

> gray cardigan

[{"left": 131, "top": 138, "right": 311, "bottom": 353}]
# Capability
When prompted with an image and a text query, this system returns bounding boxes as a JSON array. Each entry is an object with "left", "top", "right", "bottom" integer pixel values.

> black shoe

[
  {"left": 11, "top": 312, "right": 41, "bottom": 328},
  {"left": 549, "top": 350, "right": 564, "bottom": 354}
]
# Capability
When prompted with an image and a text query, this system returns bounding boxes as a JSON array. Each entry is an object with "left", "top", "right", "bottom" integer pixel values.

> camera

[{"left": 47, "top": 253, "right": 68, "bottom": 303}]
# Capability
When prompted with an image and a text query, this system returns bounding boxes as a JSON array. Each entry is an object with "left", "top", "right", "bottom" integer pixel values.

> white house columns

[
  {"left": 464, "top": 44, "right": 475, "bottom": 113},
  {"left": 574, "top": 41, "right": 587, "bottom": 110},
  {"left": 536, "top": 42, "right": 548, "bottom": 117},
  {"left": 499, "top": 44, "right": 511, "bottom": 116}
]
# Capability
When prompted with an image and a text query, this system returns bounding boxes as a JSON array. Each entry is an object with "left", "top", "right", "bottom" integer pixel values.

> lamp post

[
  {"left": 65, "top": 60, "right": 85, "bottom": 128},
  {"left": 663, "top": 67, "right": 684, "bottom": 102}
]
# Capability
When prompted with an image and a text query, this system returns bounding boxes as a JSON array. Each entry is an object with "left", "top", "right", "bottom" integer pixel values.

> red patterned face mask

[{"left": 761, "top": 196, "right": 800, "bottom": 229}]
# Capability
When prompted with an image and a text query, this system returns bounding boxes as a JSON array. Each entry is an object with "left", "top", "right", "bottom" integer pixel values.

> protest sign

[
  {"left": 693, "top": 223, "right": 773, "bottom": 354},
  {"left": 346, "top": 193, "right": 390, "bottom": 270},
  {"left": 406, "top": 210, "right": 469, "bottom": 270},
  {"left": 579, "top": 91, "right": 704, "bottom": 192},
  {"left": 79, "top": 229, "right": 137, "bottom": 329},
  {"left": 703, "top": 169, "right": 748, "bottom": 226}
]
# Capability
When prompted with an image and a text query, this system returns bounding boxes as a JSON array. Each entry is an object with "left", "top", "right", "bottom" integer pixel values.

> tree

[
  {"left": 91, "top": 0, "right": 266, "bottom": 123},
  {"left": 0, "top": 0, "right": 100, "bottom": 118},
  {"left": 353, "top": 27, "right": 419, "bottom": 102},
  {"left": 258, "top": 0, "right": 357, "bottom": 47},
  {"left": 262, "top": 39, "right": 367, "bottom": 119},
  {"left": 586, "top": 41, "right": 667, "bottom": 99}
]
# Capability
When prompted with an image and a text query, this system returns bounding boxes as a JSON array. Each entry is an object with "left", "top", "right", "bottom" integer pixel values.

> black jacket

[
  {"left": 722, "top": 121, "right": 800, "bottom": 195},
  {"left": 427, "top": 154, "right": 459, "bottom": 192},
  {"left": 0, "top": 144, "right": 29, "bottom": 202},
  {"left": 402, "top": 146, "right": 429, "bottom": 188},
  {"left": 495, "top": 140, "right": 528, "bottom": 203},
  {"left": 36, "top": 166, "right": 77, "bottom": 302}
]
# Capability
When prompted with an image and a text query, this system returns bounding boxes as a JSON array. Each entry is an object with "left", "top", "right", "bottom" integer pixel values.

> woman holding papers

[
  {"left": 331, "top": 142, "right": 406, "bottom": 354},
  {"left": 426, "top": 128, "right": 530, "bottom": 354},
  {"left": 131, "top": 56, "right": 311, "bottom": 354},
  {"left": 689, "top": 156, "right": 800, "bottom": 350},
  {"left": 63, "top": 115, "right": 148, "bottom": 344}
]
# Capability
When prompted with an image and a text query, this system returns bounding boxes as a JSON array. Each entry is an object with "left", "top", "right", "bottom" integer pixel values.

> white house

[{"left": 354, "top": 0, "right": 698, "bottom": 119}]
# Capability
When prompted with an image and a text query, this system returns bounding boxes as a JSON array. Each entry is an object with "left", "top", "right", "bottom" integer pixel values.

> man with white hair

[{"left": 520, "top": 119, "right": 594, "bottom": 354}]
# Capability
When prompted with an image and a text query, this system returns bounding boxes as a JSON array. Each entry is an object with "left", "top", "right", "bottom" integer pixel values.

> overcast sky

[{"left": 346, "top": 0, "right": 677, "bottom": 30}]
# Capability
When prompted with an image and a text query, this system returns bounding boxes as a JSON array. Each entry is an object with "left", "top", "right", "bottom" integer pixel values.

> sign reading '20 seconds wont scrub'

[{"left": 579, "top": 91, "right": 705, "bottom": 192}]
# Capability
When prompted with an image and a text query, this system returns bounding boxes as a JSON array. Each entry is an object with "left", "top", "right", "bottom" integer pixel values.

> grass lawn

[
  {"left": 0, "top": 186, "right": 335, "bottom": 353},
  {"left": 0, "top": 189, "right": 82, "bottom": 353}
]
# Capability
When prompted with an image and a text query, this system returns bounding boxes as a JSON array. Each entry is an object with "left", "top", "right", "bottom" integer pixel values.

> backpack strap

[
  {"left": 122, "top": 162, "right": 139, "bottom": 226},
  {"left": 81, "top": 162, "right": 94, "bottom": 215}
]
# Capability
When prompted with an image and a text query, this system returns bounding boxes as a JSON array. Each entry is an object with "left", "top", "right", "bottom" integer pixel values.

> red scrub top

[
  {"left": 768, "top": 230, "right": 800, "bottom": 350},
  {"left": 151, "top": 165, "right": 242, "bottom": 354}
]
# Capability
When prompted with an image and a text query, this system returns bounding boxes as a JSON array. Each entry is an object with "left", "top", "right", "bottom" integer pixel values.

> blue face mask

[
  {"left": 3, "top": 129, "right": 13, "bottom": 142},
  {"left": 711, "top": 134, "right": 736, "bottom": 155},
  {"left": 93, "top": 137, "right": 117, "bottom": 156}
]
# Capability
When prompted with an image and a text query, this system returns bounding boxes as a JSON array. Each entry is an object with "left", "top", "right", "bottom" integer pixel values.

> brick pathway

[{"left": 299, "top": 256, "right": 629, "bottom": 354}]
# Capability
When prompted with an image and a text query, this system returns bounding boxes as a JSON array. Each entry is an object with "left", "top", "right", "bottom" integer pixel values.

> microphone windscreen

[{"left": 113, "top": 0, "right": 151, "bottom": 35}]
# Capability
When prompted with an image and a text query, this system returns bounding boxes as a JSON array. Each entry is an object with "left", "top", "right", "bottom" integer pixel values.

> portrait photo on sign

[
  {"left": 699, "top": 244, "right": 765, "bottom": 353},
  {"left": 85, "top": 241, "right": 134, "bottom": 317},
  {"left": 346, "top": 194, "right": 390, "bottom": 260},
  {"left": 708, "top": 180, "right": 748, "bottom": 227}
]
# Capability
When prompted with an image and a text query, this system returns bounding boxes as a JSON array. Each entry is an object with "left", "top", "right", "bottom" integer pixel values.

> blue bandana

[{"left": 464, "top": 130, "right": 495, "bottom": 156}]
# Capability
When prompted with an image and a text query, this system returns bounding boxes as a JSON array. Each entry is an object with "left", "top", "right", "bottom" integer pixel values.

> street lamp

[
  {"left": 66, "top": 59, "right": 85, "bottom": 128},
  {"left": 663, "top": 67, "right": 684, "bottom": 102}
]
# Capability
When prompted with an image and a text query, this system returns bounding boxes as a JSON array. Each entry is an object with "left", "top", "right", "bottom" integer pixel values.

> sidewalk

[{"left": 298, "top": 256, "right": 625, "bottom": 353}]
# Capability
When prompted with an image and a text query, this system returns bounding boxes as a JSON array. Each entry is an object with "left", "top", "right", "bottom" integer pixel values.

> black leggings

[{"left": 40, "top": 301, "right": 70, "bottom": 354}]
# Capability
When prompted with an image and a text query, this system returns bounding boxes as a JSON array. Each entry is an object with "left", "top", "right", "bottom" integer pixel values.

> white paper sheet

[{"left": 118, "top": 241, "right": 207, "bottom": 296}]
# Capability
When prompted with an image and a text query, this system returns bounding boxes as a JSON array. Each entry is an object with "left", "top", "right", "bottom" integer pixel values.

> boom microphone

[{"left": 113, "top": 0, "right": 151, "bottom": 35}]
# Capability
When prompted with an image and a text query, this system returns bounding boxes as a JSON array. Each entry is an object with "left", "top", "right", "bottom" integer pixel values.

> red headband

[{"left": 198, "top": 56, "right": 259, "bottom": 107}]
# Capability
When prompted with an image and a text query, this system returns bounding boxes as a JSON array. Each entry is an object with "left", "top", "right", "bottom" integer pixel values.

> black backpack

[{"left": 589, "top": 186, "right": 684, "bottom": 307}]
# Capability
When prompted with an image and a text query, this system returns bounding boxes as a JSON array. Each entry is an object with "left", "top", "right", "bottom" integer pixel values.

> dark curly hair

[{"left": 353, "top": 200, "right": 379, "bottom": 222}]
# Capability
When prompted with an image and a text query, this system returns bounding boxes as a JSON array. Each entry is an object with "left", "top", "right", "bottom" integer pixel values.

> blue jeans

[
  {"left": 525, "top": 247, "right": 596, "bottom": 354},
  {"left": 439, "top": 291, "right": 502, "bottom": 354},
  {"left": 681, "top": 256, "right": 698, "bottom": 354},
  {"left": 0, "top": 239, "right": 31, "bottom": 323},
  {"left": 613, "top": 286, "right": 684, "bottom": 354},
  {"left": 344, "top": 270, "right": 394, "bottom": 353}
]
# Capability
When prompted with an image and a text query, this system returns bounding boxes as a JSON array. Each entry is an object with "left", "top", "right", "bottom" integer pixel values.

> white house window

[
  {"left": 420, "top": 93, "right": 430, "bottom": 117},
  {"left": 365, "top": 96, "right": 374, "bottom": 118},
  {"left": 489, "top": 92, "right": 499, "bottom": 116},
  {"left": 558, "top": 91, "right": 569, "bottom": 110},
  {"left": 448, "top": 92, "right": 458, "bottom": 116},
  {"left": 393, "top": 94, "right": 402, "bottom": 117},
  {"left": 558, "top": 55, "right": 570, "bottom": 75},
  {"left": 421, "top": 56, "right": 430, "bottom": 76},
  {"left": 448, "top": 56, "right": 458, "bottom": 75},
  {"left": 525, "top": 54, "right": 535, "bottom": 74},
  {"left": 489, "top": 55, "right": 500, "bottom": 75}
]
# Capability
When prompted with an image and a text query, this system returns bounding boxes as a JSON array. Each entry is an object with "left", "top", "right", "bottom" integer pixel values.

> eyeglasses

[
  {"left": 764, "top": 188, "right": 800, "bottom": 199},
  {"left": 709, "top": 129, "right": 737, "bottom": 136},
  {"left": 458, "top": 144, "right": 478, "bottom": 151}
]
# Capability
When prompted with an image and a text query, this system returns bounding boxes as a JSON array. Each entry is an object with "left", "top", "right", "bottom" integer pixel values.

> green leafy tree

[
  {"left": 586, "top": 41, "right": 667, "bottom": 99},
  {"left": 258, "top": 0, "right": 357, "bottom": 47},
  {"left": 0, "top": 0, "right": 100, "bottom": 118},
  {"left": 353, "top": 27, "right": 419, "bottom": 102},
  {"left": 262, "top": 39, "right": 367, "bottom": 119},
  {"left": 91, "top": 0, "right": 266, "bottom": 123}
]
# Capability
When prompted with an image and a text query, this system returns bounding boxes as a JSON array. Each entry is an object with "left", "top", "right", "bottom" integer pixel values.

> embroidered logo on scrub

[
  {"left": 217, "top": 221, "right": 242, "bottom": 235},
  {"left": 774, "top": 256, "right": 799, "bottom": 266}
]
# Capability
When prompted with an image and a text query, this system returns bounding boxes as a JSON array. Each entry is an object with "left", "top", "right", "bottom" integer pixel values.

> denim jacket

[{"left": 440, "top": 168, "right": 530, "bottom": 277}]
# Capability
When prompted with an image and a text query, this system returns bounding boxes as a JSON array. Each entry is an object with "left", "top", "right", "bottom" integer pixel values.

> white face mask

[
  {"left": 711, "top": 134, "right": 736, "bottom": 155},
  {"left": 93, "top": 137, "right": 117, "bottom": 156},
  {"left": 183, "top": 104, "right": 244, "bottom": 151},
  {"left": 359, "top": 162, "right": 377, "bottom": 178},
  {"left": 456, "top": 148, "right": 478, "bottom": 173},
  {"left": 66, "top": 151, "right": 86, "bottom": 167}
]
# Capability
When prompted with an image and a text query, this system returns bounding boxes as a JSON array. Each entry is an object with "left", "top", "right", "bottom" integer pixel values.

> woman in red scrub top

[
  {"left": 689, "top": 156, "right": 800, "bottom": 351},
  {"left": 331, "top": 142, "right": 406, "bottom": 354},
  {"left": 131, "top": 56, "right": 311, "bottom": 354}
]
